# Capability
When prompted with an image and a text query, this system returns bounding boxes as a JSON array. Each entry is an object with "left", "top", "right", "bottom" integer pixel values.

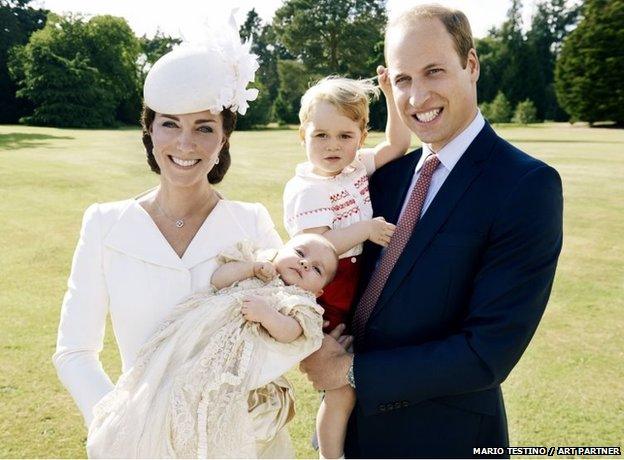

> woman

[{"left": 52, "top": 24, "right": 296, "bottom": 457}]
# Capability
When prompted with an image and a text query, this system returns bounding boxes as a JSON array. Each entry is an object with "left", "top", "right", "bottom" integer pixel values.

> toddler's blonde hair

[{"left": 298, "top": 76, "right": 380, "bottom": 137}]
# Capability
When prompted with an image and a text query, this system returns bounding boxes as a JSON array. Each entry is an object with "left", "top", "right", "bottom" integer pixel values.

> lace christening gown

[{"left": 87, "top": 242, "right": 324, "bottom": 458}]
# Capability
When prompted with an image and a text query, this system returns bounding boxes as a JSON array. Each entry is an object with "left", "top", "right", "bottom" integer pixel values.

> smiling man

[{"left": 300, "top": 4, "right": 564, "bottom": 458}]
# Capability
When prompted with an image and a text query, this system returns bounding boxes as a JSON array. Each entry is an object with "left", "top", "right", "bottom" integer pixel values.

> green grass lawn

[{"left": 1, "top": 123, "right": 622, "bottom": 458}]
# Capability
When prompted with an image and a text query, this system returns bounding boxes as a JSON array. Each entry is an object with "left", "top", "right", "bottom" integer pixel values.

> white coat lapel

[
  {"left": 103, "top": 201, "right": 186, "bottom": 271},
  {"left": 181, "top": 200, "right": 230, "bottom": 269}
]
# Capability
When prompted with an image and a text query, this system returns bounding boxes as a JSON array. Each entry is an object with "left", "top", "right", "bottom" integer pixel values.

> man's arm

[{"left": 354, "top": 165, "right": 563, "bottom": 416}]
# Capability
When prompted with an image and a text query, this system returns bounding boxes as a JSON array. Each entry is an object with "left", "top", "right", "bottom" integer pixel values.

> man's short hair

[{"left": 386, "top": 4, "right": 475, "bottom": 68}]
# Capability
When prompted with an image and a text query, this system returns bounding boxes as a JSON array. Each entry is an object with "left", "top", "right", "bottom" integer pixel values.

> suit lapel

[
  {"left": 360, "top": 149, "right": 423, "bottom": 284},
  {"left": 370, "top": 124, "right": 498, "bottom": 321}
]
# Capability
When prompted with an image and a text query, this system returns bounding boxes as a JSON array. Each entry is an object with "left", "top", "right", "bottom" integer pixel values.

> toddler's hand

[
  {"left": 253, "top": 261, "right": 277, "bottom": 283},
  {"left": 241, "top": 294, "right": 274, "bottom": 323},
  {"left": 368, "top": 216, "right": 396, "bottom": 247},
  {"left": 377, "top": 65, "right": 392, "bottom": 96}
]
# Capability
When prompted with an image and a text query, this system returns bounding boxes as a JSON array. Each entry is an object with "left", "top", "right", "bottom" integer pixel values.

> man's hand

[
  {"left": 300, "top": 324, "right": 354, "bottom": 391},
  {"left": 241, "top": 294, "right": 275, "bottom": 323},
  {"left": 253, "top": 261, "right": 277, "bottom": 283}
]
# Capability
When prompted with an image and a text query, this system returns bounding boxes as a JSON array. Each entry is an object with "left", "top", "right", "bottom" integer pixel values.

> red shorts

[{"left": 318, "top": 256, "right": 361, "bottom": 332}]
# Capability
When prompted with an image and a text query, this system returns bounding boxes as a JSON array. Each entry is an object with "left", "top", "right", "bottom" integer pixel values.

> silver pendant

[{"left": 175, "top": 219, "right": 184, "bottom": 228}]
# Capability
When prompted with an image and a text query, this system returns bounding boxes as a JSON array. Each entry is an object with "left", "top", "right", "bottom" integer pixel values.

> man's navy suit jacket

[{"left": 345, "top": 123, "right": 563, "bottom": 458}]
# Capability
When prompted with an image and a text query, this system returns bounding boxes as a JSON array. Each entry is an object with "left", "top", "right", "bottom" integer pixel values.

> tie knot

[{"left": 421, "top": 153, "right": 440, "bottom": 177}]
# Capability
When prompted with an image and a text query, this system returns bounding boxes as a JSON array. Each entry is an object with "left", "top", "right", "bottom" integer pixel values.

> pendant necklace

[
  {"left": 154, "top": 194, "right": 214, "bottom": 229},
  {"left": 155, "top": 199, "right": 188, "bottom": 228}
]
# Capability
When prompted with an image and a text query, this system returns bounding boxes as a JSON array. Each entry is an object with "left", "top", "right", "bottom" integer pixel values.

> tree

[
  {"left": 274, "top": 60, "right": 319, "bottom": 124},
  {"left": 84, "top": 15, "right": 142, "bottom": 124},
  {"left": 272, "top": 0, "right": 386, "bottom": 77},
  {"left": 555, "top": 0, "right": 624, "bottom": 125},
  {"left": 498, "top": 0, "right": 534, "bottom": 106},
  {"left": 476, "top": 33, "right": 506, "bottom": 104},
  {"left": 475, "top": 2, "right": 534, "bottom": 112},
  {"left": 239, "top": 9, "right": 291, "bottom": 109},
  {"left": 13, "top": 49, "right": 117, "bottom": 127},
  {"left": 476, "top": 0, "right": 579, "bottom": 122},
  {"left": 272, "top": 0, "right": 386, "bottom": 129},
  {"left": 138, "top": 30, "right": 181, "bottom": 77},
  {"left": 9, "top": 13, "right": 141, "bottom": 127},
  {"left": 0, "top": 0, "right": 47, "bottom": 123},
  {"left": 526, "top": 0, "right": 580, "bottom": 120},
  {"left": 513, "top": 99, "right": 538, "bottom": 124}
]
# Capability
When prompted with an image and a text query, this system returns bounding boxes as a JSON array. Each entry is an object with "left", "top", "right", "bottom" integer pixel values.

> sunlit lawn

[{"left": 0, "top": 122, "right": 622, "bottom": 458}]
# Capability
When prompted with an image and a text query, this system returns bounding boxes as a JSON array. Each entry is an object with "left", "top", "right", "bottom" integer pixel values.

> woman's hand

[
  {"left": 253, "top": 261, "right": 277, "bottom": 283},
  {"left": 368, "top": 216, "right": 396, "bottom": 247},
  {"left": 241, "top": 295, "right": 275, "bottom": 323}
]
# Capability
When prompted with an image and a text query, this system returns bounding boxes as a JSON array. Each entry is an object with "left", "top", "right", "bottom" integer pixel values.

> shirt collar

[{"left": 415, "top": 109, "right": 485, "bottom": 173}]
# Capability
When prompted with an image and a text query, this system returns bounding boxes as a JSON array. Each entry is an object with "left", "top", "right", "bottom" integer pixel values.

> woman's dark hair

[{"left": 141, "top": 105, "right": 237, "bottom": 184}]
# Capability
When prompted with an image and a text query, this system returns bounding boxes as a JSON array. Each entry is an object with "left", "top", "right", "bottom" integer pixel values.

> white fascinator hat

[{"left": 143, "top": 13, "right": 259, "bottom": 116}]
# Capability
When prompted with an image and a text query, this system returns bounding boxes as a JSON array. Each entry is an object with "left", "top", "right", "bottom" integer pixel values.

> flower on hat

[{"left": 214, "top": 35, "right": 260, "bottom": 115}]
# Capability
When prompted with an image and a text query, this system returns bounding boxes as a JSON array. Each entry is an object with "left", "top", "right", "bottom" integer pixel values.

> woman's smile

[{"left": 168, "top": 155, "right": 201, "bottom": 169}]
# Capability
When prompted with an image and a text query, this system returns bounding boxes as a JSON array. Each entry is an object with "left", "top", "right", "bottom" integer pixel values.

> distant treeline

[{"left": 1, "top": 0, "right": 622, "bottom": 129}]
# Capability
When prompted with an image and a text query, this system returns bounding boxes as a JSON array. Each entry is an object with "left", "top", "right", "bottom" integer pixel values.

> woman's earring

[{"left": 215, "top": 157, "right": 220, "bottom": 165}]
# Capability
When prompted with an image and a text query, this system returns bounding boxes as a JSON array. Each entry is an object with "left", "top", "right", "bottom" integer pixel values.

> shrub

[
  {"left": 486, "top": 91, "right": 513, "bottom": 123},
  {"left": 513, "top": 99, "right": 538, "bottom": 124}
]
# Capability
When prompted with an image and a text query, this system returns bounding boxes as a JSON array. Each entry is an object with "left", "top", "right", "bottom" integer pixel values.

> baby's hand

[
  {"left": 253, "top": 261, "right": 277, "bottom": 283},
  {"left": 241, "top": 295, "right": 275, "bottom": 324},
  {"left": 368, "top": 216, "right": 396, "bottom": 247},
  {"left": 377, "top": 65, "right": 392, "bottom": 96}
]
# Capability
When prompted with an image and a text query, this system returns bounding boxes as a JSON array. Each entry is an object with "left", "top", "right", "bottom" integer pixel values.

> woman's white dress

[
  {"left": 53, "top": 198, "right": 300, "bottom": 456},
  {"left": 86, "top": 242, "right": 324, "bottom": 458}
]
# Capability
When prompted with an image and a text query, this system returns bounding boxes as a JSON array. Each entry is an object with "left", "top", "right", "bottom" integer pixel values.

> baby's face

[
  {"left": 274, "top": 235, "right": 338, "bottom": 296},
  {"left": 302, "top": 101, "right": 365, "bottom": 177}
]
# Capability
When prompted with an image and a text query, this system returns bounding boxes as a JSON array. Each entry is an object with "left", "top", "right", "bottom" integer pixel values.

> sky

[{"left": 33, "top": 0, "right": 540, "bottom": 41}]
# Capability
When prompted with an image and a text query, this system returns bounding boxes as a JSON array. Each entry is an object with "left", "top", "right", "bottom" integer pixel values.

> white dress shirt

[
  {"left": 398, "top": 110, "right": 485, "bottom": 220},
  {"left": 53, "top": 198, "right": 282, "bottom": 427}
]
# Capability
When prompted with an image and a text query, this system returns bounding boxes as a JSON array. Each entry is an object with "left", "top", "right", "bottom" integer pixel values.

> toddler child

[
  {"left": 87, "top": 234, "right": 339, "bottom": 459},
  {"left": 283, "top": 69, "right": 412, "bottom": 458}
]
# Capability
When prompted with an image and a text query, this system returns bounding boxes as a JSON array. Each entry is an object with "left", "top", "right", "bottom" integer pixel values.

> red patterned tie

[{"left": 352, "top": 153, "right": 441, "bottom": 343}]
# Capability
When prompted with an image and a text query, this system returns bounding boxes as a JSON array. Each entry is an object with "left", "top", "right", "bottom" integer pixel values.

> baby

[
  {"left": 212, "top": 234, "right": 339, "bottom": 341},
  {"left": 87, "top": 234, "right": 339, "bottom": 459},
  {"left": 283, "top": 70, "right": 412, "bottom": 458}
]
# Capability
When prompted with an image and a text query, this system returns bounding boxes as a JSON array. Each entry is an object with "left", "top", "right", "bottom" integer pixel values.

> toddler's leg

[{"left": 316, "top": 385, "right": 356, "bottom": 459}]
